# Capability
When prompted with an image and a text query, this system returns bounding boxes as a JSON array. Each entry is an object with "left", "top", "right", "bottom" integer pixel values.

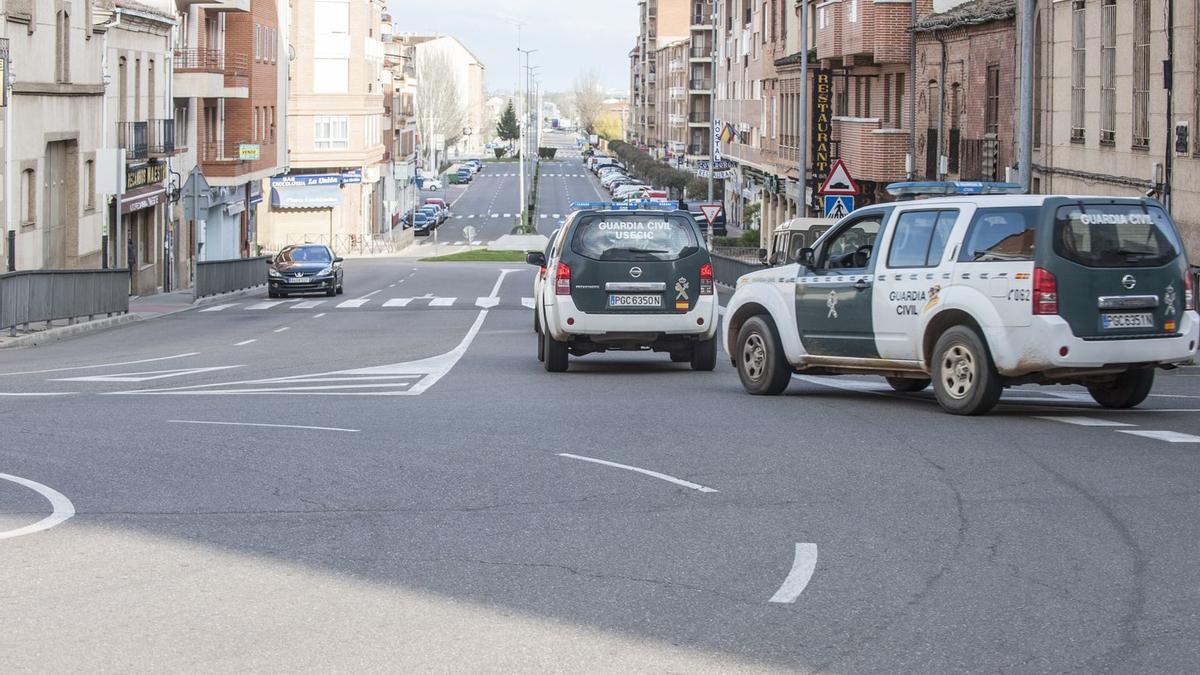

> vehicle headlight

[
  {"left": 318, "top": 266, "right": 333, "bottom": 277},
  {"left": 268, "top": 268, "right": 282, "bottom": 278}
]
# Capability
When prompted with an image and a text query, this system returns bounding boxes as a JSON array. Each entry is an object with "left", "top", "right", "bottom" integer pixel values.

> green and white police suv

[
  {"left": 527, "top": 200, "right": 719, "bottom": 373},
  {"left": 723, "top": 182, "right": 1198, "bottom": 415}
]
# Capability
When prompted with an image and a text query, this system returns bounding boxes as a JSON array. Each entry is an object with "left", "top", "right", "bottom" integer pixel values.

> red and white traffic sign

[
  {"left": 819, "top": 159, "right": 860, "bottom": 196},
  {"left": 698, "top": 203, "right": 724, "bottom": 225}
]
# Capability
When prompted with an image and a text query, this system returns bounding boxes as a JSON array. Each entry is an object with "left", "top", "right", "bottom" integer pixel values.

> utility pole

[
  {"left": 707, "top": 2, "right": 716, "bottom": 205},
  {"left": 797, "top": 0, "right": 810, "bottom": 216},
  {"left": 518, "top": 47, "right": 537, "bottom": 227},
  {"left": 1017, "top": 0, "right": 1034, "bottom": 192}
]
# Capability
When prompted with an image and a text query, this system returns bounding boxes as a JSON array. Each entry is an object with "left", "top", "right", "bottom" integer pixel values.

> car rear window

[
  {"left": 570, "top": 213, "right": 700, "bottom": 262},
  {"left": 1054, "top": 204, "right": 1181, "bottom": 268}
]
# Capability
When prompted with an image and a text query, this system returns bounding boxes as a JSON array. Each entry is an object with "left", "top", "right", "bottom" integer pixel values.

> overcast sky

[{"left": 387, "top": 0, "right": 638, "bottom": 95}]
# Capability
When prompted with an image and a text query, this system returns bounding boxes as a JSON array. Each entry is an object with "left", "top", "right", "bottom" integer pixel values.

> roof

[{"left": 911, "top": 0, "right": 1016, "bottom": 32}]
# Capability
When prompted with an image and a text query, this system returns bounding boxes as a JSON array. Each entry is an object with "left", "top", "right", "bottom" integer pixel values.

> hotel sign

[
  {"left": 125, "top": 160, "right": 167, "bottom": 191},
  {"left": 810, "top": 68, "right": 834, "bottom": 191}
]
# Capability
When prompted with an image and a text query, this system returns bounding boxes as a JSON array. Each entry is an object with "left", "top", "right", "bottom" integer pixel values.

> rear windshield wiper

[{"left": 1115, "top": 248, "right": 1156, "bottom": 259}]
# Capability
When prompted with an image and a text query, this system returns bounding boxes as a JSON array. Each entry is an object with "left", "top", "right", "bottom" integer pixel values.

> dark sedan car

[{"left": 267, "top": 244, "right": 344, "bottom": 298}]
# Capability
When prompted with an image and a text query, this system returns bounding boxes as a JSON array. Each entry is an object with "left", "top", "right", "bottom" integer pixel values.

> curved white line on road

[
  {"left": 168, "top": 420, "right": 360, "bottom": 433},
  {"left": 0, "top": 473, "right": 76, "bottom": 540},
  {"left": 769, "top": 543, "right": 819, "bottom": 603},
  {"left": 557, "top": 453, "right": 719, "bottom": 493},
  {"left": 0, "top": 352, "right": 199, "bottom": 377}
]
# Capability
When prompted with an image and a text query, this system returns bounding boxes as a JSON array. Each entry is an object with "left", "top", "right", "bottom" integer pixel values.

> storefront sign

[
  {"left": 272, "top": 174, "right": 343, "bottom": 187},
  {"left": 694, "top": 159, "right": 734, "bottom": 179},
  {"left": 811, "top": 69, "right": 834, "bottom": 189},
  {"left": 121, "top": 187, "right": 165, "bottom": 214},
  {"left": 125, "top": 161, "right": 167, "bottom": 192},
  {"left": 238, "top": 143, "right": 260, "bottom": 161}
]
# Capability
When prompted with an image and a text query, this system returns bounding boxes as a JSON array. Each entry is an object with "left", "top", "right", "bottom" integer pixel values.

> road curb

[{"left": 0, "top": 313, "right": 142, "bottom": 349}]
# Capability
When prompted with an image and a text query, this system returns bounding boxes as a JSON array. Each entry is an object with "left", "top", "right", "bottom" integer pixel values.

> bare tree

[
  {"left": 416, "top": 50, "right": 467, "bottom": 161},
  {"left": 573, "top": 71, "right": 605, "bottom": 134}
]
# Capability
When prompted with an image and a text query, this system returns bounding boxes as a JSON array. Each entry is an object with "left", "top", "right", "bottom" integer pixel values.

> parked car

[
  {"left": 424, "top": 197, "right": 449, "bottom": 215},
  {"left": 412, "top": 212, "right": 433, "bottom": 235},
  {"left": 419, "top": 205, "right": 443, "bottom": 226},
  {"left": 422, "top": 178, "right": 443, "bottom": 191},
  {"left": 456, "top": 168, "right": 473, "bottom": 184},
  {"left": 267, "top": 244, "right": 344, "bottom": 298}
]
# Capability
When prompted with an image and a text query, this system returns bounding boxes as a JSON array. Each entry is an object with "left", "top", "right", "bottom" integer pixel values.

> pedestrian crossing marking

[
  {"left": 292, "top": 300, "right": 325, "bottom": 309},
  {"left": 475, "top": 297, "right": 500, "bottom": 308},
  {"left": 337, "top": 299, "right": 370, "bottom": 309},
  {"left": 199, "top": 304, "right": 237, "bottom": 312},
  {"left": 383, "top": 298, "right": 413, "bottom": 307},
  {"left": 208, "top": 296, "right": 542, "bottom": 312},
  {"left": 503, "top": 213, "right": 512, "bottom": 218},
  {"left": 246, "top": 301, "right": 289, "bottom": 311},
  {"left": 491, "top": 214, "right": 500, "bottom": 218},
  {"left": 428, "top": 297, "right": 456, "bottom": 307}
]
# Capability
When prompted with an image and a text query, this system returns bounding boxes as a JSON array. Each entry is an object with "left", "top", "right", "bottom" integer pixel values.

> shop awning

[{"left": 270, "top": 184, "right": 343, "bottom": 209}]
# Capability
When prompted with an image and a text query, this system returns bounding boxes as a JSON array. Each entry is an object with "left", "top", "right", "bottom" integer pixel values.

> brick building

[
  {"left": 1023, "top": 0, "right": 1200, "bottom": 257},
  {"left": 913, "top": 0, "right": 1017, "bottom": 183},
  {"left": 629, "top": 0, "right": 690, "bottom": 149}
]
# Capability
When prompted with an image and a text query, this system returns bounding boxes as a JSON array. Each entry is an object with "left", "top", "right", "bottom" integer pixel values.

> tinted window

[
  {"left": 279, "top": 246, "right": 332, "bottom": 263},
  {"left": 570, "top": 213, "right": 700, "bottom": 262},
  {"left": 960, "top": 208, "right": 1039, "bottom": 262},
  {"left": 1054, "top": 204, "right": 1181, "bottom": 267},
  {"left": 887, "top": 210, "right": 958, "bottom": 268},
  {"left": 820, "top": 215, "right": 884, "bottom": 269}
]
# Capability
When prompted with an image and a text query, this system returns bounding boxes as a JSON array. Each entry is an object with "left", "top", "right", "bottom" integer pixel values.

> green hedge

[{"left": 607, "top": 140, "right": 723, "bottom": 201}]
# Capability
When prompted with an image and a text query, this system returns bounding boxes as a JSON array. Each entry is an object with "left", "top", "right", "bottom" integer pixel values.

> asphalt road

[{"left": 2, "top": 257, "right": 1199, "bottom": 672}]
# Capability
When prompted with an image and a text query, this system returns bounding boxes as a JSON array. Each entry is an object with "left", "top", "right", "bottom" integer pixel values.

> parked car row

[
  {"left": 587, "top": 154, "right": 727, "bottom": 236},
  {"left": 405, "top": 197, "right": 450, "bottom": 236}
]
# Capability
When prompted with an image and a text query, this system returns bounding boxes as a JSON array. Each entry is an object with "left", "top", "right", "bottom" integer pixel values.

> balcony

[
  {"left": 173, "top": 49, "right": 249, "bottom": 99},
  {"left": 690, "top": 44, "right": 711, "bottom": 60},
  {"left": 669, "top": 87, "right": 686, "bottom": 100},
  {"left": 688, "top": 111, "right": 710, "bottom": 125},
  {"left": 689, "top": 78, "right": 712, "bottom": 92},
  {"left": 117, "top": 120, "right": 177, "bottom": 159},
  {"left": 669, "top": 114, "right": 687, "bottom": 127},
  {"left": 669, "top": 60, "right": 684, "bottom": 73}
]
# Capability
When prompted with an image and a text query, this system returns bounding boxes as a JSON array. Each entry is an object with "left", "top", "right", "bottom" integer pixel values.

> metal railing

[
  {"left": 173, "top": 48, "right": 249, "bottom": 83},
  {"left": 690, "top": 45, "right": 711, "bottom": 58},
  {"left": 200, "top": 140, "right": 274, "bottom": 163},
  {"left": 148, "top": 119, "right": 175, "bottom": 155},
  {"left": 710, "top": 249, "right": 764, "bottom": 288},
  {"left": 690, "top": 79, "right": 712, "bottom": 90},
  {"left": 194, "top": 256, "right": 270, "bottom": 301},
  {"left": 117, "top": 121, "right": 149, "bottom": 160},
  {"left": 1, "top": 269, "right": 130, "bottom": 335}
]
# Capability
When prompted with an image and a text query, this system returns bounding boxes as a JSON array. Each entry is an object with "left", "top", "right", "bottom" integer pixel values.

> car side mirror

[
  {"left": 526, "top": 251, "right": 547, "bottom": 267},
  {"left": 757, "top": 248, "right": 768, "bottom": 263},
  {"left": 264, "top": 258, "right": 274, "bottom": 265},
  {"left": 333, "top": 257, "right": 344, "bottom": 264},
  {"left": 796, "top": 247, "right": 816, "bottom": 268},
  {"left": 768, "top": 251, "right": 782, "bottom": 266}
]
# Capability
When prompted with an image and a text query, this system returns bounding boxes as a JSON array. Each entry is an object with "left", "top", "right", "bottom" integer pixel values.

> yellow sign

[{"left": 238, "top": 143, "right": 261, "bottom": 161}]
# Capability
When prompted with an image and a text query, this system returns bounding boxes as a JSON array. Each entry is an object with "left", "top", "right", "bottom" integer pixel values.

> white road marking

[
  {"left": 383, "top": 298, "right": 414, "bottom": 307},
  {"left": 1034, "top": 416, "right": 1135, "bottom": 427},
  {"left": 503, "top": 213, "right": 512, "bottom": 218},
  {"left": 361, "top": 290, "right": 382, "bottom": 299},
  {"left": 245, "top": 301, "right": 288, "bottom": 311},
  {"left": 429, "top": 297, "right": 456, "bottom": 307},
  {"left": 769, "top": 543, "right": 819, "bottom": 603},
  {"left": 552, "top": 213, "right": 561, "bottom": 218},
  {"left": 52, "top": 365, "right": 243, "bottom": 383},
  {"left": 274, "top": 327, "right": 290, "bottom": 333},
  {"left": 337, "top": 299, "right": 370, "bottom": 309},
  {"left": 313, "top": 313, "right": 326, "bottom": 318},
  {"left": 540, "top": 214, "right": 548, "bottom": 218},
  {"left": 521, "top": 297, "right": 535, "bottom": 308},
  {"left": 491, "top": 213, "right": 500, "bottom": 218},
  {"left": 557, "top": 453, "right": 719, "bottom": 493},
  {"left": 0, "top": 352, "right": 200, "bottom": 377},
  {"left": 453, "top": 241, "right": 465, "bottom": 246},
  {"left": 199, "top": 303, "right": 237, "bottom": 312},
  {"left": 235, "top": 340, "right": 257, "bottom": 346},
  {"left": 0, "top": 392, "right": 77, "bottom": 396},
  {"left": 168, "top": 420, "right": 359, "bottom": 433},
  {"left": 0, "top": 473, "right": 75, "bottom": 540},
  {"left": 1116, "top": 430, "right": 1200, "bottom": 443},
  {"left": 476, "top": 297, "right": 500, "bottom": 308}
]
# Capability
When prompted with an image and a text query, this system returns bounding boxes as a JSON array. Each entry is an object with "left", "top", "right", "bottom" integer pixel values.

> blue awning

[{"left": 270, "top": 184, "right": 343, "bottom": 209}]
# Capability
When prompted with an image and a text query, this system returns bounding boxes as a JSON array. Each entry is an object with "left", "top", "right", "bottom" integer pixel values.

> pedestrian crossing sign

[{"left": 823, "top": 195, "right": 854, "bottom": 220}]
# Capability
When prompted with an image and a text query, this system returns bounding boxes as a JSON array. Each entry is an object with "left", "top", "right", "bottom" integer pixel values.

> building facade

[
  {"left": 260, "top": 0, "right": 387, "bottom": 252},
  {"left": 1024, "top": 0, "right": 1200, "bottom": 256},
  {"left": 629, "top": 0, "right": 690, "bottom": 149},
  {"left": 382, "top": 16, "right": 418, "bottom": 235},
  {"left": 404, "top": 35, "right": 486, "bottom": 160}
]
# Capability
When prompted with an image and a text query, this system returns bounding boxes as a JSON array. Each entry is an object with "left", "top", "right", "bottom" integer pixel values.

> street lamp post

[
  {"left": 517, "top": 47, "right": 537, "bottom": 229},
  {"left": 797, "top": 0, "right": 810, "bottom": 217}
]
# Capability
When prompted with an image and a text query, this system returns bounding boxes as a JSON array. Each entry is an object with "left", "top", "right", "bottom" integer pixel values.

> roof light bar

[
  {"left": 885, "top": 181, "right": 1025, "bottom": 198},
  {"left": 570, "top": 200, "right": 683, "bottom": 211}
]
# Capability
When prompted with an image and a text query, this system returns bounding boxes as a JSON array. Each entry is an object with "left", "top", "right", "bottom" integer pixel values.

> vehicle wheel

[
  {"left": 886, "top": 377, "right": 931, "bottom": 393},
  {"left": 268, "top": 289, "right": 279, "bottom": 299},
  {"left": 326, "top": 285, "right": 337, "bottom": 297},
  {"left": 931, "top": 326, "right": 1003, "bottom": 415},
  {"left": 670, "top": 351, "right": 691, "bottom": 363},
  {"left": 336, "top": 283, "right": 344, "bottom": 295},
  {"left": 543, "top": 331, "right": 569, "bottom": 372},
  {"left": 736, "top": 316, "right": 791, "bottom": 395},
  {"left": 1087, "top": 368, "right": 1155, "bottom": 409},
  {"left": 691, "top": 338, "right": 717, "bottom": 372}
]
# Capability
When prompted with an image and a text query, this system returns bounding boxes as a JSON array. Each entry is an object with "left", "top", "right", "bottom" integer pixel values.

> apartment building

[
  {"left": 3, "top": 0, "right": 108, "bottom": 274},
  {"left": 1024, "top": 0, "right": 1200, "bottom": 256},
  {"left": 687, "top": 1, "right": 715, "bottom": 164},
  {"left": 629, "top": 0, "right": 690, "bottom": 149},
  {"left": 261, "top": 0, "right": 387, "bottom": 251},
  {"left": 382, "top": 17, "right": 418, "bottom": 232},
  {"left": 173, "top": 0, "right": 287, "bottom": 270},
  {"left": 404, "top": 35, "right": 486, "bottom": 159}
]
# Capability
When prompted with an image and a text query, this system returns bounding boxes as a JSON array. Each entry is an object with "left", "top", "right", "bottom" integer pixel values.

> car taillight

[
  {"left": 1033, "top": 267, "right": 1058, "bottom": 315},
  {"left": 1185, "top": 270, "right": 1195, "bottom": 311},
  {"left": 555, "top": 262, "right": 571, "bottom": 295},
  {"left": 699, "top": 263, "right": 714, "bottom": 295}
]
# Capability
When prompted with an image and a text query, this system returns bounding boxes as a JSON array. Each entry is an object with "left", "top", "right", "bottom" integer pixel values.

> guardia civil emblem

[
  {"left": 1164, "top": 284, "right": 1177, "bottom": 316},
  {"left": 826, "top": 290, "right": 839, "bottom": 319},
  {"left": 676, "top": 277, "right": 690, "bottom": 300}
]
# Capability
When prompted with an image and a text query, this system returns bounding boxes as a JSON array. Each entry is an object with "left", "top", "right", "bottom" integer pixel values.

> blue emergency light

[
  {"left": 570, "top": 200, "right": 682, "bottom": 211},
  {"left": 885, "top": 181, "right": 1025, "bottom": 198}
]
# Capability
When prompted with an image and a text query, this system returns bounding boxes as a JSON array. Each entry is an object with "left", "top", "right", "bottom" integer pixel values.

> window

[
  {"left": 959, "top": 208, "right": 1039, "bottom": 262},
  {"left": 883, "top": 75, "right": 892, "bottom": 126},
  {"left": 314, "top": 116, "right": 349, "bottom": 149},
  {"left": 55, "top": 10, "right": 70, "bottom": 83},
  {"left": 1054, "top": 204, "right": 1180, "bottom": 268},
  {"left": 1100, "top": 0, "right": 1116, "bottom": 144},
  {"left": 254, "top": 24, "right": 260, "bottom": 61},
  {"left": 821, "top": 214, "right": 884, "bottom": 270},
  {"left": 570, "top": 213, "right": 700, "bottom": 262},
  {"left": 949, "top": 83, "right": 961, "bottom": 173},
  {"left": 147, "top": 60, "right": 156, "bottom": 119},
  {"left": 1070, "top": 0, "right": 1085, "bottom": 142},
  {"left": 984, "top": 68, "right": 999, "bottom": 136},
  {"left": 84, "top": 160, "right": 95, "bottom": 210},
  {"left": 887, "top": 210, "right": 958, "bottom": 268},
  {"left": 894, "top": 76, "right": 905, "bottom": 131},
  {"left": 848, "top": 0, "right": 857, "bottom": 23},
  {"left": 1034, "top": 15, "right": 1043, "bottom": 148},
  {"left": 1132, "top": 0, "right": 1150, "bottom": 148},
  {"left": 21, "top": 169, "right": 36, "bottom": 226}
]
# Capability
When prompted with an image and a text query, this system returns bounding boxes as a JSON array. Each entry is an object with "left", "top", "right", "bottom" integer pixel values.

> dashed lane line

[
  {"left": 0, "top": 352, "right": 200, "bottom": 377},
  {"left": 235, "top": 340, "right": 257, "bottom": 346},
  {"left": 168, "top": 420, "right": 359, "bottom": 433}
]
